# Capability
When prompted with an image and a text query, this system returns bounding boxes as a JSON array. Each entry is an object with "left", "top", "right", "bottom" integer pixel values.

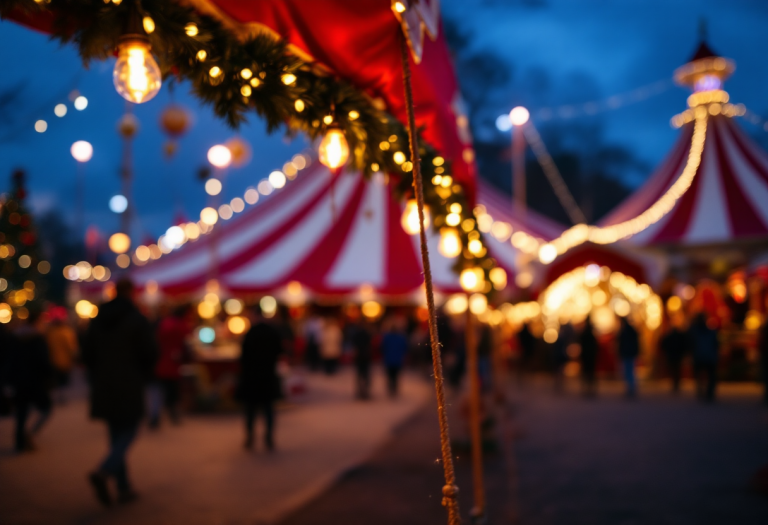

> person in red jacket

[{"left": 151, "top": 304, "right": 192, "bottom": 427}]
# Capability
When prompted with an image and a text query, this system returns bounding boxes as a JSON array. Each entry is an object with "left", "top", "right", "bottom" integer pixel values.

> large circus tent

[{"left": 129, "top": 162, "right": 563, "bottom": 302}]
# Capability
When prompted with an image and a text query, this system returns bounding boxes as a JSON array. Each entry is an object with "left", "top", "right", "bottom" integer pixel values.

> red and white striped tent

[
  {"left": 132, "top": 166, "right": 558, "bottom": 300},
  {"left": 600, "top": 116, "right": 768, "bottom": 248}
]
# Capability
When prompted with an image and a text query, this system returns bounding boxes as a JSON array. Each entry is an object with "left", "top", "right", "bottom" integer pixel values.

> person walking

[
  {"left": 151, "top": 304, "right": 192, "bottom": 428},
  {"left": 381, "top": 320, "right": 409, "bottom": 397},
  {"left": 617, "top": 317, "right": 640, "bottom": 398},
  {"left": 760, "top": 309, "right": 768, "bottom": 406},
  {"left": 7, "top": 309, "right": 52, "bottom": 453},
  {"left": 46, "top": 306, "right": 79, "bottom": 404},
  {"left": 83, "top": 279, "right": 158, "bottom": 506},
  {"left": 349, "top": 321, "right": 373, "bottom": 399},
  {"left": 238, "top": 307, "right": 282, "bottom": 451},
  {"left": 579, "top": 316, "right": 599, "bottom": 398},
  {"left": 319, "top": 316, "right": 343, "bottom": 375},
  {"left": 660, "top": 319, "right": 689, "bottom": 394},
  {"left": 689, "top": 313, "right": 719, "bottom": 403}
]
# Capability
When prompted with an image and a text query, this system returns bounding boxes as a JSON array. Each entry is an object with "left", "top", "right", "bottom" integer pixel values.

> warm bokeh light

[
  {"left": 113, "top": 40, "right": 162, "bottom": 103},
  {"left": 200, "top": 207, "right": 219, "bottom": 225},
  {"left": 227, "top": 315, "right": 250, "bottom": 335},
  {"left": 538, "top": 243, "right": 557, "bottom": 264},
  {"left": 71, "top": 140, "right": 93, "bottom": 162},
  {"left": 205, "top": 178, "right": 222, "bottom": 196},
  {"left": 469, "top": 293, "right": 487, "bottom": 315},
  {"left": 224, "top": 298, "right": 244, "bottom": 316},
  {"left": 269, "top": 171, "right": 287, "bottom": 189},
  {"left": 438, "top": 228, "right": 462, "bottom": 258},
  {"left": 74, "top": 96, "right": 88, "bottom": 110},
  {"left": 34, "top": 120, "right": 47, "bottom": 133},
  {"left": 509, "top": 106, "right": 530, "bottom": 126},
  {"left": 361, "top": 300, "right": 383, "bottom": 319},
  {"left": 460, "top": 267, "right": 484, "bottom": 293},
  {"left": 318, "top": 128, "right": 350, "bottom": 170},
  {"left": 443, "top": 294, "right": 468, "bottom": 315},
  {"left": 489, "top": 267, "right": 507, "bottom": 290},
  {"left": 108, "top": 232, "right": 131, "bottom": 254},
  {"left": 401, "top": 199, "right": 430, "bottom": 235},
  {"left": 207, "top": 145, "right": 232, "bottom": 168},
  {"left": 260, "top": 296, "right": 277, "bottom": 318}
]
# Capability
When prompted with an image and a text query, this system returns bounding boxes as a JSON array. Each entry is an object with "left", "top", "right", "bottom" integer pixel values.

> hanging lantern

[
  {"left": 108, "top": 232, "right": 131, "bottom": 254},
  {"left": 225, "top": 136, "right": 252, "bottom": 168},
  {"left": 438, "top": 227, "right": 462, "bottom": 258},
  {"left": 160, "top": 104, "right": 191, "bottom": 137},
  {"left": 460, "top": 267, "right": 485, "bottom": 293},
  {"left": 401, "top": 199, "right": 430, "bottom": 235},
  {"left": 117, "top": 113, "right": 139, "bottom": 139},
  {"left": 318, "top": 126, "right": 350, "bottom": 170},
  {"left": 113, "top": 6, "right": 162, "bottom": 104}
]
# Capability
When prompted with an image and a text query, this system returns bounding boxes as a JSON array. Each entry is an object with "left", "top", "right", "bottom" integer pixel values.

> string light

[
  {"left": 401, "top": 199, "right": 430, "bottom": 235},
  {"left": 318, "top": 127, "right": 350, "bottom": 170},
  {"left": 438, "top": 227, "right": 462, "bottom": 258},
  {"left": 113, "top": 23, "right": 162, "bottom": 104},
  {"left": 108, "top": 233, "right": 131, "bottom": 254}
]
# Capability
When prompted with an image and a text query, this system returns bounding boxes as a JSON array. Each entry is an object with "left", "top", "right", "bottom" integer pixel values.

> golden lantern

[
  {"left": 225, "top": 136, "right": 252, "bottom": 168},
  {"left": 318, "top": 126, "right": 350, "bottom": 170},
  {"left": 438, "top": 227, "right": 462, "bottom": 258},
  {"left": 401, "top": 199, "right": 430, "bottom": 235},
  {"left": 108, "top": 232, "right": 131, "bottom": 254},
  {"left": 117, "top": 113, "right": 139, "bottom": 138},
  {"left": 159, "top": 104, "right": 191, "bottom": 138}
]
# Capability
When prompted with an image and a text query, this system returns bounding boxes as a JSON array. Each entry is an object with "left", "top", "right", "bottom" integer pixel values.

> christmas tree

[{"left": 0, "top": 169, "right": 50, "bottom": 323}]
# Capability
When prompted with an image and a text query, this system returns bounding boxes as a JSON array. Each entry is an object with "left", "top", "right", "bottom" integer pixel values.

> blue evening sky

[{"left": 1, "top": 0, "right": 767, "bottom": 241}]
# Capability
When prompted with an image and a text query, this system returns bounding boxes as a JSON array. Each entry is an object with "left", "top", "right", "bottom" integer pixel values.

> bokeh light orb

[
  {"left": 108, "top": 232, "right": 131, "bottom": 254},
  {"left": 509, "top": 106, "right": 530, "bottom": 126},
  {"left": 207, "top": 145, "right": 232, "bottom": 168},
  {"left": 109, "top": 195, "right": 128, "bottom": 214},
  {"left": 71, "top": 140, "right": 93, "bottom": 163}
]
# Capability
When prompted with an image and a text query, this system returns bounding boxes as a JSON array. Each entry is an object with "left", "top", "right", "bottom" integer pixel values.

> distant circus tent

[{"left": 132, "top": 166, "right": 543, "bottom": 299}]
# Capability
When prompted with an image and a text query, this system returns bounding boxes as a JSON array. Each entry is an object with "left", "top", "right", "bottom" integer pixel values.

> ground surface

[
  {"left": 0, "top": 367, "right": 430, "bottom": 525},
  {"left": 2, "top": 372, "right": 767, "bottom": 525}
]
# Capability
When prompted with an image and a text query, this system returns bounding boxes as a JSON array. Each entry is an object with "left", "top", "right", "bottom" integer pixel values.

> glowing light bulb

[
  {"left": 509, "top": 106, "right": 530, "bottom": 126},
  {"left": 538, "top": 243, "right": 557, "bottom": 264},
  {"left": 318, "top": 127, "right": 350, "bottom": 170},
  {"left": 460, "top": 267, "right": 485, "bottom": 293},
  {"left": 113, "top": 40, "right": 162, "bottom": 104},
  {"left": 401, "top": 199, "right": 430, "bottom": 235},
  {"left": 438, "top": 228, "right": 462, "bottom": 258}
]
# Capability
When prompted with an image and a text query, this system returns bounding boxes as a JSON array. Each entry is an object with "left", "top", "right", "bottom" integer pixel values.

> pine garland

[{"left": 1, "top": 0, "right": 501, "bottom": 293}]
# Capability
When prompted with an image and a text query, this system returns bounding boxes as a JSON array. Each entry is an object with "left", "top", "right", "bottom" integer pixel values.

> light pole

[
  {"left": 509, "top": 106, "right": 530, "bottom": 217},
  {"left": 70, "top": 140, "right": 93, "bottom": 239}
]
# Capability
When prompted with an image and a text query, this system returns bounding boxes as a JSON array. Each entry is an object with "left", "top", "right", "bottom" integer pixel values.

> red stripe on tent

[
  {"left": 601, "top": 124, "right": 693, "bottom": 226},
  {"left": 710, "top": 117, "right": 768, "bottom": 237},
  {"left": 722, "top": 117, "right": 768, "bottom": 188},
  {"left": 136, "top": 165, "right": 327, "bottom": 276},
  {"left": 385, "top": 192, "right": 426, "bottom": 294},
  {"left": 288, "top": 177, "right": 369, "bottom": 292},
  {"left": 650, "top": 135, "right": 707, "bottom": 243}
]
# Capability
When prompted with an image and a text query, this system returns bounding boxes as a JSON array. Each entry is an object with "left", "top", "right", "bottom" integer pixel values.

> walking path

[{"left": 0, "top": 367, "right": 431, "bottom": 525}]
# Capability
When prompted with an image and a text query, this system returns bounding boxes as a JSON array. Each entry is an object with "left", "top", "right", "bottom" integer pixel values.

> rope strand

[{"left": 400, "top": 32, "right": 461, "bottom": 525}]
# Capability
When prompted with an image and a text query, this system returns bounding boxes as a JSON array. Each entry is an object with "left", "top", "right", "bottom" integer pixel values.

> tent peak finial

[{"left": 673, "top": 28, "right": 735, "bottom": 92}]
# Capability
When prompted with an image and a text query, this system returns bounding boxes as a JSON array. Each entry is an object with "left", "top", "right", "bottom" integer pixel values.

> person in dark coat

[
  {"left": 688, "top": 313, "right": 719, "bottom": 403},
  {"left": 349, "top": 321, "right": 373, "bottom": 400},
  {"left": 760, "top": 313, "right": 768, "bottom": 406},
  {"left": 7, "top": 310, "right": 53, "bottom": 452},
  {"left": 82, "top": 279, "right": 157, "bottom": 506},
  {"left": 381, "top": 321, "right": 409, "bottom": 397},
  {"left": 517, "top": 322, "right": 536, "bottom": 380},
  {"left": 238, "top": 308, "right": 283, "bottom": 451},
  {"left": 579, "top": 317, "right": 599, "bottom": 398},
  {"left": 660, "top": 320, "right": 690, "bottom": 393},
  {"left": 617, "top": 317, "right": 640, "bottom": 398}
]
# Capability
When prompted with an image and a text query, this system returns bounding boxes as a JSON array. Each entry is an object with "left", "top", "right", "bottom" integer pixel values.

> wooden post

[{"left": 466, "top": 305, "right": 486, "bottom": 522}]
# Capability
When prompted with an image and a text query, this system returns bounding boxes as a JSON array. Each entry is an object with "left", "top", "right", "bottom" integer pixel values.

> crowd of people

[{"left": 2, "top": 279, "right": 768, "bottom": 508}]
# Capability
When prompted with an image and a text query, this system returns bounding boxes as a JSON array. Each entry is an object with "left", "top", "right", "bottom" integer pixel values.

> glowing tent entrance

[{"left": 132, "top": 166, "right": 549, "bottom": 300}]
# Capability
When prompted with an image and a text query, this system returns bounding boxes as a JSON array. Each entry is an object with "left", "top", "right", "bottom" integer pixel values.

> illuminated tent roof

[
  {"left": 131, "top": 167, "right": 540, "bottom": 299},
  {"left": 599, "top": 115, "right": 768, "bottom": 246}
]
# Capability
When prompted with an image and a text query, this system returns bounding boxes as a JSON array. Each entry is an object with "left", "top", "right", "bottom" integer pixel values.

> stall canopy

[{"left": 133, "top": 166, "right": 531, "bottom": 298}]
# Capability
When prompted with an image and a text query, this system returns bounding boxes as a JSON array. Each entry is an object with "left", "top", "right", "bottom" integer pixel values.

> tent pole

[
  {"left": 399, "top": 33, "right": 461, "bottom": 525},
  {"left": 466, "top": 305, "right": 486, "bottom": 522}
]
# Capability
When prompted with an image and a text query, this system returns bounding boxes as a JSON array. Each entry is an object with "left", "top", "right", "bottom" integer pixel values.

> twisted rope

[{"left": 400, "top": 32, "right": 461, "bottom": 525}]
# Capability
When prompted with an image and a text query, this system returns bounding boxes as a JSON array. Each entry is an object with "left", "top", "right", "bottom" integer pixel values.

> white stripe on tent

[{"left": 685, "top": 127, "right": 730, "bottom": 243}]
